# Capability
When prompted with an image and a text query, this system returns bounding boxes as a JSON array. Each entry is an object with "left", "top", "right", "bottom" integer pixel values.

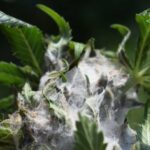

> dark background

[{"left": 0, "top": 0, "right": 149, "bottom": 126}]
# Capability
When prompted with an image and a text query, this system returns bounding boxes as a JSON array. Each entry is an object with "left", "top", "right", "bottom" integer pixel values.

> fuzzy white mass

[{"left": 16, "top": 39, "right": 143, "bottom": 150}]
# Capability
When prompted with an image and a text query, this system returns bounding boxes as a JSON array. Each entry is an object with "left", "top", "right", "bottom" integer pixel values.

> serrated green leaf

[
  {"left": 0, "top": 95, "right": 15, "bottom": 110},
  {"left": 135, "top": 9, "right": 150, "bottom": 70},
  {"left": 0, "top": 25, "right": 45, "bottom": 75},
  {"left": 0, "top": 62, "right": 39, "bottom": 89},
  {"left": 37, "top": 4, "right": 71, "bottom": 39},
  {"left": 74, "top": 114, "right": 107, "bottom": 150},
  {"left": 0, "top": 10, "right": 45, "bottom": 75},
  {"left": 0, "top": 62, "right": 26, "bottom": 86}
]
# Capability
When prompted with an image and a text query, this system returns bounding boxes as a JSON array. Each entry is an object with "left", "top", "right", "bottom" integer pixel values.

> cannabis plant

[{"left": 0, "top": 4, "right": 149, "bottom": 150}]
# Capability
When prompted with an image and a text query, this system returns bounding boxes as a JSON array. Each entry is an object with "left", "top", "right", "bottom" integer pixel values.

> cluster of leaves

[
  {"left": 110, "top": 9, "right": 150, "bottom": 90},
  {"left": 109, "top": 10, "right": 150, "bottom": 148},
  {"left": 0, "top": 4, "right": 103, "bottom": 150},
  {"left": 0, "top": 3, "right": 150, "bottom": 150},
  {"left": 0, "top": 10, "right": 45, "bottom": 114},
  {"left": 0, "top": 4, "right": 88, "bottom": 116},
  {"left": 110, "top": 9, "right": 150, "bottom": 97}
]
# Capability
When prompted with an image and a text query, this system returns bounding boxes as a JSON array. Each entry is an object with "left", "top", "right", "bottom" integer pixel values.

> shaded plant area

[{"left": 0, "top": 3, "right": 149, "bottom": 150}]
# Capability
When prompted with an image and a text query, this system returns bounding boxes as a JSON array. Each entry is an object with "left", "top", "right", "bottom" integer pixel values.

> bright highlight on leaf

[{"left": 0, "top": 11, "right": 31, "bottom": 27}]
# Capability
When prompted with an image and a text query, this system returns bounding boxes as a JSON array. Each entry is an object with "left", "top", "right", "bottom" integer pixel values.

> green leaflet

[
  {"left": 135, "top": 9, "right": 150, "bottom": 70},
  {"left": 48, "top": 101, "right": 67, "bottom": 119},
  {"left": 0, "top": 95, "right": 14, "bottom": 110},
  {"left": 111, "top": 24, "right": 131, "bottom": 54},
  {"left": 0, "top": 61, "right": 24, "bottom": 77},
  {"left": 0, "top": 12, "right": 44, "bottom": 74},
  {"left": 37, "top": 4, "right": 71, "bottom": 39},
  {"left": 18, "top": 83, "right": 39, "bottom": 106},
  {"left": 100, "top": 50, "right": 117, "bottom": 59},
  {"left": 0, "top": 62, "right": 38, "bottom": 112},
  {"left": 0, "top": 62, "right": 26, "bottom": 86},
  {"left": 0, "top": 72, "right": 25, "bottom": 86},
  {"left": 0, "top": 25, "right": 45, "bottom": 75},
  {"left": 21, "top": 83, "right": 35, "bottom": 104},
  {"left": 69, "top": 41, "right": 85, "bottom": 59},
  {"left": 0, "top": 62, "right": 39, "bottom": 94},
  {"left": 111, "top": 24, "right": 130, "bottom": 36},
  {"left": 74, "top": 114, "right": 107, "bottom": 150},
  {"left": 69, "top": 39, "right": 95, "bottom": 67},
  {"left": 135, "top": 8, "right": 150, "bottom": 89},
  {"left": 134, "top": 9, "right": 150, "bottom": 90},
  {"left": 0, "top": 11, "right": 45, "bottom": 75},
  {"left": 111, "top": 24, "right": 133, "bottom": 70},
  {"left": 111, "top": 11, "right": 150, "bottom": 91},
  {"left": 19, "top": 65, "right": 39, "bottom": 85},
  {"left": 134, "top": 9, "right": 150, "bottom": 89},
  {"left": 72, "top": 41, "right": 85, "bottom": 59}
]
